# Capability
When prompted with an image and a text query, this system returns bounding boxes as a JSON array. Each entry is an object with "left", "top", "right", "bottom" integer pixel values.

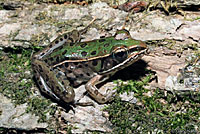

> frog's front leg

[
  {"left": 85, "top": 75, "right": 116, "bottom": 104},
  {"left": 32, "top": 59, "right": 75, "bottom": 103}
]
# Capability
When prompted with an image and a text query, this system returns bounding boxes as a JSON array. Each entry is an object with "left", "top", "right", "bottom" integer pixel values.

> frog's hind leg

[
  {"left": 34, "top": 71, "right": 61, "bottom": 101},
  {"left": 85, "top": 75, "right": 116, "bottom": 104},
  {"left": 32, "top": 59, "right": 75, "bottom": 103}
]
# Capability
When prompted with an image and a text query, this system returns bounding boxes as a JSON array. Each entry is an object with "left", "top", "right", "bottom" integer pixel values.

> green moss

[
  {"left": 26, "top": 97, "right": 57, "bottom": 122},
  {"left": 0, "top": 47, "right": 56, "bottom": 123},
  {"left": 0, "top": 48, "right": 32, "bottom": 104},
  {"left": 114, "top": 73, "right": 151, "bottom": 95},
  {"left": 106, "top": 78, "right": 200, "bottom": 133}
]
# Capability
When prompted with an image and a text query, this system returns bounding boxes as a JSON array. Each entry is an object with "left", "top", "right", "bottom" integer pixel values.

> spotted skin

[{"left": 32, "top": 29, "right": 148, "bottom": 104}]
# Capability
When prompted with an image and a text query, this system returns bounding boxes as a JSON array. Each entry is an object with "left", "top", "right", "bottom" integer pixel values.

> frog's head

[{"left": 100, "top": 29, "right": 148, "bottom": 74}]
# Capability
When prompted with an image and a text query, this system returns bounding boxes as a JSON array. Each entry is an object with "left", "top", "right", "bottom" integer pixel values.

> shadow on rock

[{"left": 111, "top": 59, "right": 149, "bottom": 81}]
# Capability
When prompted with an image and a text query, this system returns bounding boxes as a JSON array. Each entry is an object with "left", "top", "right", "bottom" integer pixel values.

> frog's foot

[
  {"left": 34, "top": 73, "right": 62, "bottom": 102},
  {"left": 85, "top": 75, "right": 116, "bottom": 104}
]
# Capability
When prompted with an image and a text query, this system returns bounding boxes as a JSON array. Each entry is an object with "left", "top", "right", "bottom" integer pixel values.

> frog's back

[
  {"left": 45, "top": 37, "right": 113, "bottom": 60},
  {"left": 42, "top": 35, "right": 141, "bottom": 65}
]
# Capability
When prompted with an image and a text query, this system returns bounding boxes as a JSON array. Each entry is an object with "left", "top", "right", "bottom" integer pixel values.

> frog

[{"left": 31, "top": 28, "right": 148, "bottom": 105}]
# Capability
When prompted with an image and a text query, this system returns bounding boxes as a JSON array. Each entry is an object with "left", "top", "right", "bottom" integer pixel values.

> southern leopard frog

[{"left": 31, "top": 29, "right": 147, "bottom": 104}]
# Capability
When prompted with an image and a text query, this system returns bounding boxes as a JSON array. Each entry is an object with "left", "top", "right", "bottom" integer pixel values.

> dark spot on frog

[
  {"left": 91, "top": 51, "right": 96, "bottom": 55},
  {"left": 59, "top": 45, "right": 63, "bottom": 50},
  {"left": 62, "top": 50, "right": 67, "bottom": 55},
  {"left": 74, "top": 62, "right": 79, "bottom": 65},
  {"left": 38, "top": 65, "right": 43, "bottom": 72},
  {"left": 63, "top": 77, "right": 68, "bottom": 80},
  {"left": 40, "top": 52, "right": 45, "bottom": 56},
  {"left": 100, "top": 35, "right": 105, "bottom": 38},
  {"left": 38, "top": 81, "right": 42, "bottom": 86},
  {"left": 56, "top": 57, "right": 59, "bottom": 62},
  {"left": 50, "top": 83, "right": 54, "bottom": 89},
  {"left": 64, "top": 34, "right": 68, "bottom": 39},
  {"left": 99, "top": 39, "right": 106, "bottom": 42},
  {"left": 45, "top": 75, "right": 49, "bottom": 81},
  {"left": 94, "top": 90, "right": 98, "bottom": 95},
  {"left": 56, "top": 73, "right": 62, "bottom": 78},
  {"left": 41, "top": 87, "right": 45, "bottom": 93},
  {"left": 81, "top": 51, "right": 87, "bottom": 57},
  {"left": 32, "top": 63, "right": 36, "bottom": 67},
  {"left": 63, "top": 90, "right": 68, "bottom": 95},
  {"left": 79, "top": 74, "right": 84, "bottom": 77},
  {"left": 55, "top": 40, "right": 59, "bottom": 44},
  {"left": 68, "top": 37, "right": 73, "bottom": 42},
  {"left": 65, "top": 57, "right": 69, "bottom": 60},
  {"left": 60, "top": 38, "right": 63, "bottom": 41},
  {"left": 61, "top": 81, "right": 65, "bottom": 85},
  {"left": 80, "top": 43, "right": 87, "bottom": 48},
  {"left": 32, "top": 57, "right": 37, "bottom": 60},
  {"left": 68, "top": 70, "right": 72, "bottom": 73},
  {"left": 55, "top": 86, "right": 60, "bottom": 92},
  {"left": 67, "top": 77, "right": 77, "bottom": 85},
  {"left": 65, "top": 63, "right": 69, "bottom": 68},
  {"left": 86, "top": 73, "right": 90, "bottom": 76},
  {"left": 35, "top": 76, "right": 40, "bottom": 82},
  {"left": 102, "top": 98, "right": 105, "bottom": 102},
  {"left": 50, "top": 57, "right": 54, "bottom": 61},
  {"left": 33, "top": 70, "right": 37, "bottom": 74},
  {"left": 59, "top": 64, "right": 64, "bottom": 69},
  {"left": 84, "top": 63, "right": 88, "bottom": 67},
  {"left": 49, "top": 44, "right": 52, "bottom": 48},
  {"left": 78, "top": 65, "right": 82, "bottom": 68},
  {"left": 44, "top": 59, "right": 48, "bottom": 63},
  {"left": 92, "top": 60, "right": 98, "bottom": 66},
  {"left": 70, "top": 42, "right": 74, "bottom": 46}
]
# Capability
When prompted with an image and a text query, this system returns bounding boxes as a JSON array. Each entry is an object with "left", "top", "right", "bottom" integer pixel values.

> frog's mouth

[{"left": 100, "top": 46, "right": 148, "bottom": 74}]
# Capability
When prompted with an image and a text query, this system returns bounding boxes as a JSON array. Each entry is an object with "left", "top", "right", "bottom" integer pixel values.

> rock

[
  {"left": 63, "top": 8, "right": 89, "bottom": 20},
  {"left": 0, "top": 2, "right": 200, "bottom": 48},
  {"left": 0, "top": 23, "right": 21, "bottom": 36},
  {"left": 119, "top": 92, "right": 137, "bottom": 103},
  {"left": 61, "top": 105, "right": 112, "bottom": 133},
  {"left": 171, "top": 20, "right": 200, "bottom": 45},
  {"left": 165, "top": 54, "right": 200, "bottom": 92},
  {"left": 0, "top": 10, "right": 11, "bottom": 23},
  {"left": 59, "top": 83, "right": 116, "bottom": 133},
  {"left": 143, "top": 47, "right": 186, "bottom": 89},
  {"left": 0, "top": 94, "right": 48, "bottom": 130}
]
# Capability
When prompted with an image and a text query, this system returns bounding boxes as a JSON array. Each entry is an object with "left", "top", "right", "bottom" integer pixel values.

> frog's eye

[{"left": 112, "top": 46, "right": 128, "bottom": 62}]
